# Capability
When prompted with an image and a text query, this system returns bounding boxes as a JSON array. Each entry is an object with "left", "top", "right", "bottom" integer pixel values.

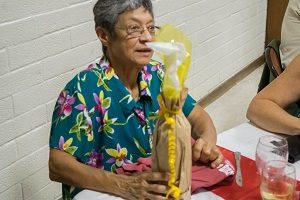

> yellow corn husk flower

[
  {"left": 149, "top": 24, "right": 192, "bottom": 199},
  {"left": 154, "top": 24, "right": 192, "bottom": 100}
]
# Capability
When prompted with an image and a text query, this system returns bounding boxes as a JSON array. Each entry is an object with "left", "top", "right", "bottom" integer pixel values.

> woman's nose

[{"left": 139, "top": 29, "right": 153, "bottom": 42}]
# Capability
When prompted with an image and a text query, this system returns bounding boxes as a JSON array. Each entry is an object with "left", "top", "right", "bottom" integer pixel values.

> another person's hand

[
  {"left": 192, "top": 138, "right": 223, "bottom": 168},
  {"left": 118, "top": 171, "right": 172, "bottom": 200}
]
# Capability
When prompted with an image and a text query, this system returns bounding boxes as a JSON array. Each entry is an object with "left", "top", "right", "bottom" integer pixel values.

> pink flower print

[
  {"left": 83, "top": 109, "right": 92, "bottom": 127},
  {"left": 73, "top": 93, "right": 92, "bottom": 128},
  {"left": 74, "top": 104, "right": 85, "bottom": 110},
  {"left": 58, "top": 136, "right": 78, "bottom": 155},
  {"left": 57, "top": 90, "right": 75, "bottom": 117},
  {"left": 101, "top": 63, "right": 109, "bottom": 71},
  {"left": 106, "top": 144, "right": 132, "bottom": 167},
  {"left": 96, "top": 111, "right": 117, "bottom": 137},
  {"left": 93, "top": 93, "right": 107, "bottom": 115},
  {"left": 133, "top": 107, "right": 146, "bottom": 126},
  {"left": 142, "top": 66, "right": 152, "bottom": 81},
  {"left": 85, "top": 63, "right": 95, "bottom": 71},
  {"left": 151, "top": 63, "right": 159, "bottom": 71},
  {"left": 139, "top": 80, "right": 148, "bottom": 96},
  {"left": 96, "top": 116, "right": 104, "bottom": 132},
  {"left": 94, "top": 91, "right": 113, "bottom": 135},
  {"left": 73, "top": 93, "right": 94, "bottom": 141},
  {"left": 83, "top": 109, "right": 94, "bottom": 141},
  {"left": 100, "top": 62, "right": 110, "bottom": 71},
  {"left": 74, "top": 93, "right": 87, "bottom": 111},
  {"left": 58, "top": 136, "right": 65, "bottom": 150},
  {"left": 86, "top": 150, "right": 103, "bottom": 168}
]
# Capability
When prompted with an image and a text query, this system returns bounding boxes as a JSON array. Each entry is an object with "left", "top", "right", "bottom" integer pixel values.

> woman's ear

[{"left": 96, "top": 27, "right": 110, "bottom": 46}]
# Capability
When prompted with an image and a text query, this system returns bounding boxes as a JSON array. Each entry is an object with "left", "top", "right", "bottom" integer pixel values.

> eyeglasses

[{"left": 116, "top": 24, "right": 160, "bottom": 38}]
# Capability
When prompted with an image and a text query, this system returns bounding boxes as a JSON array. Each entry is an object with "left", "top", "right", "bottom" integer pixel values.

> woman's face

[{"left": 106, "top": 6, "right": 155, "bottom": 69}]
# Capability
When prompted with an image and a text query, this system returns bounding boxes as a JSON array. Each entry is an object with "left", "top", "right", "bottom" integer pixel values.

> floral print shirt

[{"left": 49, "top": 57, "right": 196, "bottom": 199}]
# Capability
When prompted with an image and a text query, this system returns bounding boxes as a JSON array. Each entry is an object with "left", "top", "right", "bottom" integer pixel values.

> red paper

[
  {"left": 210, "top": 147, "right": 300, "bottom": 200},
  {"left": 115, "top": 154, "right": 235, "bottom": 193}
]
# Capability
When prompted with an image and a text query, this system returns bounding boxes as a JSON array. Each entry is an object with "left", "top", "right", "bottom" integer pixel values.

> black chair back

[
  {"left": 264, "top": 39, "right": 283, "bottom": 78},
  {"left": 258, "top": 39, "right": 300, "bottom": 117}
]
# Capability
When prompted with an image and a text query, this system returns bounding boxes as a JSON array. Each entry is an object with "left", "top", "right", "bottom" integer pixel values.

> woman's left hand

[{"left": 192, "top": 137, "right": 223, "bottom": 168}]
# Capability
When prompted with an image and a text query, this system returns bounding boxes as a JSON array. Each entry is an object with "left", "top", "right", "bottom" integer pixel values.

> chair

[
  {"left": 259, "top": 39, "right": 300, "bottom": 117},
  {"left": 264, "top": 39, "right": 283, "bottom": 78},
  {"left": 258, "top": 39, "right": 282, "bottom": 92}
]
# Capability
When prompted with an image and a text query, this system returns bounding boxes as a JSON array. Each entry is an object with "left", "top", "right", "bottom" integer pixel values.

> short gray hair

[
  {"left": 93, "top": 0, "right": 153, "bottom": 57},
  {"left": 93, "top": 0, "right": 153, "bottom": 32}
]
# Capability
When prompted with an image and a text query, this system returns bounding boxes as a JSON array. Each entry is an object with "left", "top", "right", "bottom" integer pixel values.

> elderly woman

[{"left": 48, "top": 0, "right": 222, "bottom": 199}]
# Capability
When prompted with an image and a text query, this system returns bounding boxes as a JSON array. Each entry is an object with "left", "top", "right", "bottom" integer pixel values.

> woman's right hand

[
  {"left": 49, "top": 149, "right": 172, "bottom": 199},
  {"left": 117, "top": 171, "right": 172, "bottom": 200}
]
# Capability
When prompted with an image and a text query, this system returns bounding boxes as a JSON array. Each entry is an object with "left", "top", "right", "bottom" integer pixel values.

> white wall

[
  {"left": 154, "top": 0, "right": 267, "bottom": 100},
  {"left": 0, "top": 0, "right": 267, "bottom": 199}
]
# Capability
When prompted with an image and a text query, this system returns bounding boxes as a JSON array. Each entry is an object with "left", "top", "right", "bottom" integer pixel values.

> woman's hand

[
  {"left": 117, "top": 171, "right": 172, "bottom": 200},
  {"left": 192, "top": 137, "right": 223, "bottom": 168},
  {"left": 49, "top": 149, "right": 172, "bottom": 200},
  {"left": 187, "top": 105, "right": 221, "bottom": 168}
]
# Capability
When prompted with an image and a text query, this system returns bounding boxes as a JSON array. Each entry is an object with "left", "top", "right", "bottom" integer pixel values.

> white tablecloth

[
  {"left": 217, "top": 122, "right": 300, "bottom": 180},
  {"left": 73, "top": 122, "right": 300, "bottom": 200}
]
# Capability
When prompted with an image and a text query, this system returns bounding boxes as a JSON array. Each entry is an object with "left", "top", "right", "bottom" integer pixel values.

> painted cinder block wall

[{"left": 0, "top": 0, "right": 267, "bottom": 199}]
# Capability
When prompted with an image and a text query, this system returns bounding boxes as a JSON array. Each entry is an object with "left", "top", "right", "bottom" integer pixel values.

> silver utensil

[{"left": 234, "top": 151, "right": 243, "bottom": 187}]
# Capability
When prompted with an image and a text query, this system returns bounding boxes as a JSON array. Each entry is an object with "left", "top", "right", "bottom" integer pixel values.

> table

[
  {"left": 217, "top": 122, "right": 300, "bottom": 180},
  {"left": 73, "top": 122, "right": 300, "bottom": 200}
]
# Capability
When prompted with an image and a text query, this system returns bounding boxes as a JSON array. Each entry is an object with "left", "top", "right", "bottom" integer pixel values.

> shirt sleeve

[
  {"left": 182, "top": 94, "right": 196, "bottom": 117},
  {"left": 49, "top": 74, "right": 95, "bottom": 162}
]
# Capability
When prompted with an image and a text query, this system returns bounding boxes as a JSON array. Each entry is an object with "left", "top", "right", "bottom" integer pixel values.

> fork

[{"left": 234, "top": 151, "right": 243, "bottom": 187}]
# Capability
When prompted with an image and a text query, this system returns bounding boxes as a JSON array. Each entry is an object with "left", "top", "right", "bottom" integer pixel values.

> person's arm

[
  {"left": 247, "top": 54, "right": 300, "bottom": 135},
  {"left": 188, "top": 104, "right": 216, "bottom": 144},
  {"left": 49, "top": 148, "right": 170, "bottom": 200},
  {"left": 187, "top": 104, "right": 223, "bottom": 168},
  {"left": 49, "top": 148, "right": 119, "bottom": 195}
]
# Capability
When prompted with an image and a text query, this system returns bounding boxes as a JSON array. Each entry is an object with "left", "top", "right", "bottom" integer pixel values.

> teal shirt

[{"left": 49, "top": 57, "right": 196, "bottom": 199}]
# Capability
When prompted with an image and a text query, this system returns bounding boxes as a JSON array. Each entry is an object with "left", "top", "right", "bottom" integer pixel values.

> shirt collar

[
  {"left": 98, "top": 57, "right": 153, "bottom": 100},
  {"left": 97, "top": 57, "right": 153, "bottom": 118}
]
